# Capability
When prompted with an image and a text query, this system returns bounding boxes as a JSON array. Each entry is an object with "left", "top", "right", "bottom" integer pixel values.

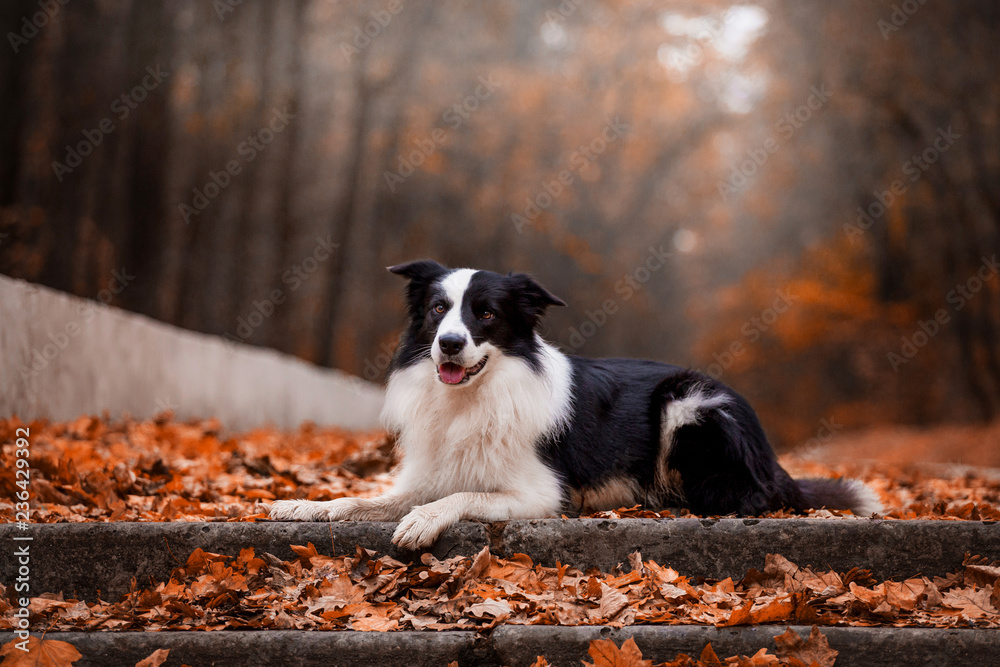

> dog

[{"left": 269, "top": 259, "right": 881, "bottom": 548}]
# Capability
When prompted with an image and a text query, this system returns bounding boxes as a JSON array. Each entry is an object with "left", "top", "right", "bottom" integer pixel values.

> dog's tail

[{"left": 794, "top": 477, "right": 882, "bottom": 516}]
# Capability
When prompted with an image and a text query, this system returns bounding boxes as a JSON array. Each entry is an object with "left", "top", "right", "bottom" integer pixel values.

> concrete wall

[{"left": 0, "top": 275, "right": 384, "bottom": 430}]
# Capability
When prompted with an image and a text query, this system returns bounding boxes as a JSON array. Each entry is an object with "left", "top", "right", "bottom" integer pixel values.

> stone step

[
  {"left": 2, "top": 518, "right": 996, "bottom": 601},
  {"left": 2, "top": 626, "right": 997, "bottom": 667}
]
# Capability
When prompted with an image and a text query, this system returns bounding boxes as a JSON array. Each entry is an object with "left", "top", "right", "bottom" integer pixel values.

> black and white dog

[{"left": 270, "top": 260, "right": 880, "bottom": 548}]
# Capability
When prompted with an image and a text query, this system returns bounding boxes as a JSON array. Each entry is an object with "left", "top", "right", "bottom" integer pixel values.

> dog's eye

[
  {"left": 433, "top": 304, "right": 445, "bottom": 314},
  {"left": 480, "top": 309, "right": 494, "bottom": 320}
]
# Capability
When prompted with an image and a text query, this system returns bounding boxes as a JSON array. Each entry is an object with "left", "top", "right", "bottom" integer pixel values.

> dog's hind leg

[
  {"left": 662, "top": 397, "right": 800, "bottom": 516},
  {"left": 269, "top": 494, "right": 415, "bottom": 522}
]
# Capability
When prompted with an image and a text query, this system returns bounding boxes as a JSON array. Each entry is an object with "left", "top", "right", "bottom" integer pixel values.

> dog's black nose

[{"left": 438, "top": 334, "right": 466, "bottom": 356}]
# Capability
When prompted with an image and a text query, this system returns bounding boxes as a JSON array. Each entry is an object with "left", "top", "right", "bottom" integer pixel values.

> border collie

[{"left": 270, "top": 260, "right": 880, "bottom": 548}]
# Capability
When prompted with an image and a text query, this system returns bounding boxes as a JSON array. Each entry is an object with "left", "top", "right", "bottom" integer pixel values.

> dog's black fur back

[{"left": 540, "top": 359, "right": 812, "bottom": 515}]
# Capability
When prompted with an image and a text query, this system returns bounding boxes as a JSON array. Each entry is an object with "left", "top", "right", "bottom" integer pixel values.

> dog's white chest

[{"left": 381, "top": 350, "right": 571, "bottom": 499}]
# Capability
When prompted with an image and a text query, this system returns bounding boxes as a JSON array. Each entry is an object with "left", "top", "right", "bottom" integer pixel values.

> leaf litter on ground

[
  {"left": 1, "top": 415, "right": 998, "bottom": 523},
  {"left": 2, "top": 415, "right": 999, "bottom": 666},
  {"left": 1, "top": 545, "right": 996, "bottom": 634}
]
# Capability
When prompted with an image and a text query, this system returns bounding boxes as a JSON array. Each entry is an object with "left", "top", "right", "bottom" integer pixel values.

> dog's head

[{"left": 388, "top": 259, "right": 565, "bottom": 386}]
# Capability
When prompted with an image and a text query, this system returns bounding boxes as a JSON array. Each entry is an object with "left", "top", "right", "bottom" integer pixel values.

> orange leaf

[
  {"left": 349, "top": 615, "right": 398, "bottom": 631},
  {"left": 964, "top": 563, "right": 1000, "bottom": 588},
  {"left": 750, "top": 597, "right": 796, "bottom": 624},
  {"left": 599, "top": 583, "right": 629, "bottom": 620},
  {"left": 134, "top": 649, "right": 170, "bottom": 667},
  {"left": 0, "top": 637, "right": 83, "bottom": 667},
  {"left": 698, "top": 642, "right": 722, "bottom": 665},
  {"left": 941, "top": 586, "right": 997, "bottom": 618},
  {"left": 290, "top": 543, "right": 319, "bottom": 568},
  {"left": 723, "top": 601, "right": 753, "bottom": 626},
  {"left": 847, "top": 582, "right": 885, "bottom": 609},
  {"left": 467, "top": 599, "right": 512, "bottom": 619},
  {"left": 773, "top": 626, "right": 838, "bottom": 667},
  {"left": 583, "top": 637, "right": 652, "bottom": 667},
  {"left": 743, "top": 647, "right": 780, "bottom": 666}
]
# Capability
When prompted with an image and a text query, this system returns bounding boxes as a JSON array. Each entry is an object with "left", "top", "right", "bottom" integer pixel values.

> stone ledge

[
  {"left": 0, "top": 521, "right": 489, "bottom": 601},
  {"left": 0, "top": 274, "right": 383, "bottom": 429},
  {"left": 2, "top": 626, "right": 997, "bottom": 667},
  {"left": 2, "top": 518, "right": 996, "bottom": 600},
  {"left": 499, "top": 517, "right": 999, "bottom": 577}
]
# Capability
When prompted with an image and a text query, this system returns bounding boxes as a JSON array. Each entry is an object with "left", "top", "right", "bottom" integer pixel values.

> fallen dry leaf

[
  {"left": 750, "top": 597, "right": 796, "bottom": 624},
  {"left": 1, "top": 547, "right": 996, "bottom": 634},
  {"left": 599, "top": 583, "right": 629, "bottom": 620},
  {"left": 134, "top": 649, "right": 169, "bottom": 667},
  {"left": 581, "top": 636, "right": 806, "bottom": 667},
  {"left": 941, "top": 587, "right": 997, "bottom": 619},
  {"left": 1, "top": 415, "right": 999, "bottom": 637},
  {"left": 697, "top": 643, "right": 722, "bottom": 665},
  {"left": 466, "top": 599, "right": 511, "bottom": 619},
  {"left": 2, "top": 415, "right": 999, "bottom": 525},
  {"left": 0, "top": 637, "right": 82, "bottom": 667},
  {"left": 773, "top": 626, "right": 838, "bottom": 667},
  {"left": 583, "top": 637, "right": 652, "bottom": 667}
]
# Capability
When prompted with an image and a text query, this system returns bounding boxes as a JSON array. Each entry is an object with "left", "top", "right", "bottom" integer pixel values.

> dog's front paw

[
  {"left": 268, "top": 498, "right": 357, "bottom": 522},
  {"left": 391, "top": 504, "right": 458, "bottom": 550}
]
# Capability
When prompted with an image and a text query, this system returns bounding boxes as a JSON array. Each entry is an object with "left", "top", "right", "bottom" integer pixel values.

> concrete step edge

[
  {"left": 2, "top": 626, "right": 996, "bottom": 667},
  {"left": 2, "top": 518, "right": 997, "bottom": 601}
]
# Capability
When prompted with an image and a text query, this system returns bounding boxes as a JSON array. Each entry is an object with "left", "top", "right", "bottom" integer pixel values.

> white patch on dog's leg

[
  {"left": 268, "top": 499, "right": 341, "bottom": 521},
  {"left": 269, "top": 494, "right": 414, "bottom": 522},
  {"left": 391, "top": 490, "right": 560, "bottom": 549},
  {"left": 351, "top": 494, "right": 415, "bottom": 521},
  {"left": 392, "top": 499, "right": 461, "bottom": 550}
]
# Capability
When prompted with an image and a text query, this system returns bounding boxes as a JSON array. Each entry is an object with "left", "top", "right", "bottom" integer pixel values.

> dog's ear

[
  {"left": 388, "top": 260, "right": 449, "bottom": 318},
  {"left": 508, "top": 273, "right": 565, "bottom": 324},
  {"left": 387, "top": 259, "right": 448, "bottom": 283}
]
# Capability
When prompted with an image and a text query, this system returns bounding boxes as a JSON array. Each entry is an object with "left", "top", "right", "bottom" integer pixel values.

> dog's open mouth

[{"left": 437, "top": 356, "right": 488, "bottom": 385}]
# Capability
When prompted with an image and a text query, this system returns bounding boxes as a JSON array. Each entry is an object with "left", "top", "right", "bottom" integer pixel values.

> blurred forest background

[{"left": 2, "top": 0, "right": 999, "bottom": 449}]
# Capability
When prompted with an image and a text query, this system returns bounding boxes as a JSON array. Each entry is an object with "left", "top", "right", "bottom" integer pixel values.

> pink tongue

[{"left": 439, "top": 363, "right": 467, "bottom": 384}]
